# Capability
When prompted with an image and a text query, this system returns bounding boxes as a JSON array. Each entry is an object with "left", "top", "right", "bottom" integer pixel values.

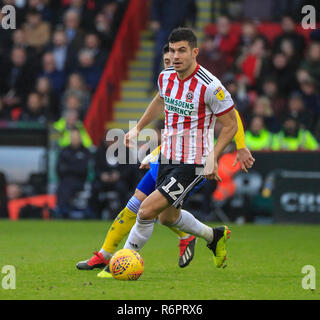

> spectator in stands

[
  {"left": 300, "top": 77, "right": 320, "bottom": 114},
  {"left": 83, "top": 32, "right": 108, "bottom": 68},
  {"left": 272, "top": 117, "right": 318, "bottom": 151},
  {"left": 300, "top": 42, "right": 320, "bottom": 84},
  {"left": 65, "top": 0, "right": 85, "bottom": 22},
  {"left": 53, "top": 109, "right": 92, "bottom": 148},
  {"left": 11, "top": 29, "right": 36, "bottom": 59},
  {"left": 48, "top": 29, "right": 69, "bottom": 72},
  {"left": 63, "top": 9, "right": 85, "bottom": 55},
  {"left": 261, "top": 77, "right": 287, "bottom": 117},
  {"left": 55, "top": 127, "right": 91, "bottom": 218},
  {"left": 22, "top": 9, "right": 51, "bottom": 52},
  {"left": 273, "top": 15, "right": 305, "bottom": 61},
  {"left": 28, "top": 0, "right": 52, "bottom": 22},
  {"left": 237, "top": 35, "right": 269, "bottom": 89},
  {"left": 0, "top": 46, "right": 37, "bottom": 109},
  {"left": 150, "top": 0, "right": 195, "bottom": 90},
  {"left": 66, "top": 0, "right": 95, "bottom": 31},
  {"left": 76, "top": 49, "right": 101, "bottom": 91},
  {"left": 264, "top": 51, "right": 299, "bottom": 95},
  {"left": 35, "top": 76, "right": 60, "bottom": 121},
  {"left": 61, "top": 73, "right": 91, "bottom": 116},
  {"left": 19, "top": 91, "right": 47, "bottom": 124},
  {"left": 6, "top": 183, "right": 24, "bottom": 200},
  {"left": 62, "top": 93, "right": 82, "bottom": 118},
  {"left": 39, "top": 51, "right": 66, "bottom": 94},
  {"left": 250, "top": 96, "right": 280, "bottom": 132},
  {"left": 285, "top": 91, "right": 313, "bottom": 131},
  {"left": 296, "top": 68, "right": 313, "bottom": 85},
  {"left": 277, "top": 37, "right": 301, "bottom": 70},
  {"left": 222, "top": 73, "right": 250, "bottom": 114},
  {"left": 90, "top": 136, "right": 138, "bottom": 219},
  {"left": 198, "top": 15, "right": 239, "bottom": 79},
  {"left": 245, "top": 116, "right": 273, "bottom": 151},
  {"left": 236, "top": 20, "right": 268, "bottom": 62},
  {"left": 94, "top": 10, "right": 115, "bottom": 50}
]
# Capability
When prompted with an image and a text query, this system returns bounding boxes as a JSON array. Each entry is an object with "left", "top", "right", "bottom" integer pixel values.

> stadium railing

[{"left": 84, "top": 0, "right": 149, "bottom": 146}]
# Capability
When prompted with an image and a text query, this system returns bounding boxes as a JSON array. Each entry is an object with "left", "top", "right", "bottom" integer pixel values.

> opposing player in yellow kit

[{"left": 76, "top": 44, "right": 254, "bottom": 277}]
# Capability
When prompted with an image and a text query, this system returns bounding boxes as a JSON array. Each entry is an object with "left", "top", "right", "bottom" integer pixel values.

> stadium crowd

[
  {"left": 198, "top": 15, "right": 320, "bottom": 151},
  {"left": 0, "top": 0, "right": 127, "bottom": 125},
  {"left": 0, "top": 0, "right": 319, "bottom": 220}
]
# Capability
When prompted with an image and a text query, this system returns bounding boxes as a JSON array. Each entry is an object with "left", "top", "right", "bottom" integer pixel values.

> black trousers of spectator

[
  {"left": 90, "top": 179, "right": 130, "bottom": 219},
  {"left": 56, "top": 178, "right": 85, "bottom": 215}
]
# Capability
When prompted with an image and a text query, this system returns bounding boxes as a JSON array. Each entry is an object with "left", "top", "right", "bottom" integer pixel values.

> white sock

[
  {"left": 172, "top": 209, "right": 213, "bottom": 243},
  {"left": 179, "top": 235, "right": 190, "bottom": 240},
  {"left": 99, "top": 248, "right": 112, "bottom": 260},
  {"left": 124, "top": 214, "right": 155, "bottom": 251}
]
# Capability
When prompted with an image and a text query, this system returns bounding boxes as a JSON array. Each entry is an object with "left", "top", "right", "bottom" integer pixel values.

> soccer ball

[{"left": 109, "top": 249, "right": 144, "bottom": 280}]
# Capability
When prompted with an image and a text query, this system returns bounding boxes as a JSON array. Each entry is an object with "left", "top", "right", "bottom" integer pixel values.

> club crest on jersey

[
  {"left": 186, "top": 91, "right": 194, "bottom": 103},
  {"left": 214, "top": 86, "right": 225, "bottom": 101}
]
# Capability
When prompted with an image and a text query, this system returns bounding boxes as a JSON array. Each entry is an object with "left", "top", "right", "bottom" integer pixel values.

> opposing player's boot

[
  {"left": 179, "top": 235, "right": 196, "bottom": 268},
  {"left": 97, "top": 265, "right": 113, "bottom": 278},
  {"left": 207, "top": 226, "right": 231, "bottom": 268},
  {"left": 76, "top": 252, "right": 109, "bottom": 270}
]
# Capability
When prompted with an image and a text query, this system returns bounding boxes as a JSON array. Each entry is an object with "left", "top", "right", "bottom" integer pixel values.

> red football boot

[
  {"left": 179, "top": 235, "right": 196, "bottom": 268},
  {"left": 76, "top": 251, "right": 110, "bottom": 270}
]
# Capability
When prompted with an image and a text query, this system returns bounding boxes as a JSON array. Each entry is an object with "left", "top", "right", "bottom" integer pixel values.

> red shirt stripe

[
  {"left": 195, "top": 84, "right": 207, "bottom": 164},
  {"left": 215, "top": 104, "right": 234, "bottom": 117},
  {"left": 158, "top": 73, "right": 164, "bottom": 93},
  {"left": 163, "top": 73, "right": 176, "bottom": 159},
  {"left": 181, "top": 77, "right": 198, "bottom": 163}
]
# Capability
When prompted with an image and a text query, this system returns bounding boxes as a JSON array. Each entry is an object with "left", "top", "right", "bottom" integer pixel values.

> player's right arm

[{"left": 124, "top": 93, "right": 164, "bottom": 148}]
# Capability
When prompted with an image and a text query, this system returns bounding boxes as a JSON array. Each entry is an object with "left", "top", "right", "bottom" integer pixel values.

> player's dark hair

[
  {"left": 162, "top": 43, "right": 169, "bottom": 54},
  {"left": 168, "top": 27, "right": 197, "bottom": 49}
]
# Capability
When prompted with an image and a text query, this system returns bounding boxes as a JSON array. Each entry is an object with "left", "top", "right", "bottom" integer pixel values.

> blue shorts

[{"left": 137, "top": 161, "right": 206, "bottom": 198}]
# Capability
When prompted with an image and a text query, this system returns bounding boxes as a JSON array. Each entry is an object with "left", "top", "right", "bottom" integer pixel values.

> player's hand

[
  {"left": 139, "top": 162, "right": 150, "bottom": 170},
  {"left": 124, "top": 126, "right": 140, "bottom": 148},
  {"left": 204, "top": 158, "right": 222, "bottom": 182},
  {"left": 233, "top": 147, "right": 255, "bottom": 173}
]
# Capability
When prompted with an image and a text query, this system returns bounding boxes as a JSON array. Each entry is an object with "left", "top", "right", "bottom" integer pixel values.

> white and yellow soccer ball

[{"left": 109, "top": 249, "right": 144, "bottom": 280}]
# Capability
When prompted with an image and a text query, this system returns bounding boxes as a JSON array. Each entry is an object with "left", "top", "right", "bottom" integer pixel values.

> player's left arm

[{"left": 233, "top": 109, "right": 255, "bottom": 173}]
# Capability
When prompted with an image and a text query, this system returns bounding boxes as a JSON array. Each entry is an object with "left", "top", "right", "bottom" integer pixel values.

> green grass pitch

[{"left": 0, "top": 220, "right": 319, "bottom": 300}]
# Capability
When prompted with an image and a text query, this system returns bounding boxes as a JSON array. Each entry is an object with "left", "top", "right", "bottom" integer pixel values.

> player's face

[
  {"left": 163, "top": 52, "right": 172, "bottom": 68},
  {"left": 169, "top": 41, "right": 198, "bottom": 73}
]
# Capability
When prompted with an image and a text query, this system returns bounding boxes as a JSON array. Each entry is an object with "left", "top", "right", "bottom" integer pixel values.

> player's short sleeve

[
  {"left": 158, "top": 73, "right": 164, "bottom": 98},
  {"left": 205, "top": 81, "right": 235, "bottom": 116}
]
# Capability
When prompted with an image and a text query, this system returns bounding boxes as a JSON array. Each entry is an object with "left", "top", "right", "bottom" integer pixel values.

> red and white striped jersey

[{"left": 158, "top": 64, "right": 235, "bottom": 165}]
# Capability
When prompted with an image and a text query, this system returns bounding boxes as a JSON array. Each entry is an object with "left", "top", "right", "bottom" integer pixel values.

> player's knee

[{"left": 137, "top": 203, "right": 154, "bottom": 221}]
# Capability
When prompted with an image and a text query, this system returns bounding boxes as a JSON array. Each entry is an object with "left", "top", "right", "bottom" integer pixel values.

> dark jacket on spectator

[
  {"left": 57, "top": 145, "right": 90, "bottom": 183},
  {"left": 0, "top": 59, "right": 38, "bottom": 102},
  {"left": 19, "top": 108, "right": 47, "bottom": 124}
]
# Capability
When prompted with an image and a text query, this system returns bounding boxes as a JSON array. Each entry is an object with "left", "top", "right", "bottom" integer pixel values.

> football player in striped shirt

[
  {"left": 123, "top": 28, "right": 246, "bottom": 268},
  {"left": 76, "top": 45, "right": 199, "bottom": 274},
  {"left": 76, "top": 40, "right": 254, "bottom": 275}
]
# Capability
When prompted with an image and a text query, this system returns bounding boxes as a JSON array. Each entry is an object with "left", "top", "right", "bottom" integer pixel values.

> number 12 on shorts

[{"left": 161, "top": 177, "right": 185, "bottom": 201}]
